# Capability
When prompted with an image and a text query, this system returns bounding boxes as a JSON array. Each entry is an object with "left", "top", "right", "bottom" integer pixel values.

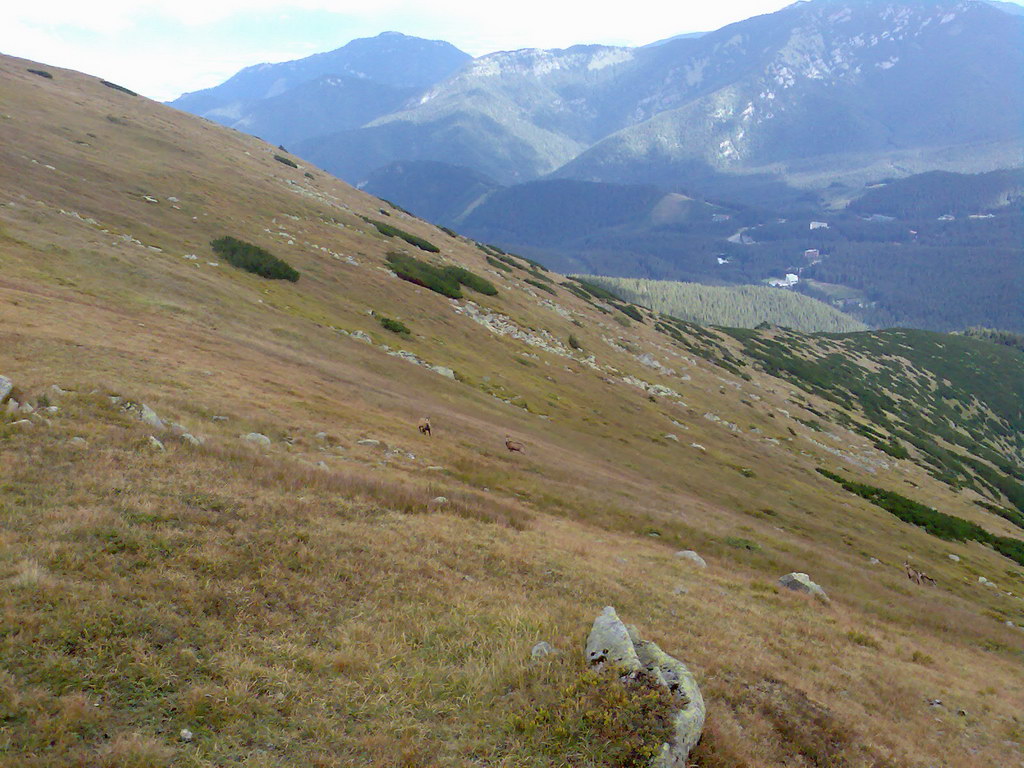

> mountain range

[{"left": 173, "top": 1, "right": 1023, "bottom": 193}]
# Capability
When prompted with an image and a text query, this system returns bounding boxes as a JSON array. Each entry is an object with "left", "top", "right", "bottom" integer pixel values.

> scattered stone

[
  {"left": 690, "top": 443, "right": 706, "bottom": 452},
  {"left": 316, "top": 461, "right": 328, "bottom": 470},
  {"left": 148, "top": 436, "right": 165, "bottom": 451},
  {"left": 43, "top": 406, "right": 59, "bottom": 414},
  {"left": 531, "top": 641, "right": 556, "bottom": 660},
  {"left": 211, "top": 415, "right": 228, "bottom": 422},
  {"left": 181, "top": 433, "right": 203, "bottom": 446},
  {"left": 180, "top": 729, "right": 193, "bottom": 743},
  {"left": 664, "top": 433, "right": 679, "bottom": 442},
  {"left": 109, "top": 395, "right": 123, "bottom": 405},
  {"left": 10, "top": 419, "right": 33, "bottom": 428},
  {"left": 673, "top": 584, "right": 689, "bottom": 595},
  {"left": 426, "top": 466, "right": 444, "bottom": 471},
  {"left": 356, "top": 439, "right": 380, "bottom": 447},
  {"left": 431, "top": 496, "right": 448, "bottom": 505},
  {"left": 314, "top": 431, "right": 328, "bottom": 440},
  {"left": 5, "top": 400, "right": 19, "bottom": 414},
  {"left": 19, "top": 402, "right": 34, "bottom": 414},
  {"left": 430, "top": 365, "right": 456, "bottom": 379},
  {"left": 947, "top": 554, "right": 960, "bottom": 562},
  {"left": 0, "top": 376, "right": 13, "bottom": 404},
  {"left": 143, "top": 195, "right": 159, "bottom": 204},
  {"left": 241, "top": 432, "right": 271, "bottom": 446},
  {"left": 869, "top": 557, "right": 881, "bottom": 565},
  {"left": 350, "top": 330, "right": 372, "bottom": 343},
  {"left": 585, "top": 607, "right": 705, "bottom": 766},
  {"left": 779, "top": 572, "right": 830, "bottom": 603},
  {"left": 139, "top": 404, "right": 163, "bottom": 429},
  {"left": 69, "top": 437, "right": 87, "bottom": 447},
  {"left": 674, "top": 551, "right": 707, "bottom": 569}
]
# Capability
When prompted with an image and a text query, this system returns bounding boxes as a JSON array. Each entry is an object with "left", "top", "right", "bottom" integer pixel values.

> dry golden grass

[{"left": 1, "top": 52, "right": 1023, "bottom": 767}]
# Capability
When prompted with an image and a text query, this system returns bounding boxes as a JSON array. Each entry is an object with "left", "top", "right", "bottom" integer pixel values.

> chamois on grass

[
  {"left": 418, "top": 417, "right": 431, "bottom": 437},
  {"left": 904, "top": 561, "right": 936, "bottom": 586},
  {"left": 505, "top": 435, "right": 525, "bottom": 454}
]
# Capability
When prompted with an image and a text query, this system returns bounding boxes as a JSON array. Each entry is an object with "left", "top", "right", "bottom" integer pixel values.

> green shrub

[
  {"left": 816, "top": 468, "right": 1024, "bottom": 567},
  {"left": 385, "top": 252, "right": 497, "bottom": 299},
  {"left": 27, "top": 69, "right": 53, "bottom": 79},
  {"left": 364, "top": 218, "right": 439, "bottom": 253},
  {"left": 273, "top": 154, "right": 298, "bottom": 168},
  {"left": 486, "top": 256, "right": 512, "bottom": 272},
  {"left": 525, "top": 278, "right": 557, "bottom": 296},
  {"left": 617, "top": 304, "right": 644, "bottom": 322},
  {"left": 506, "top": 666, "right": 674, "bottom": 768},
  {"left": 100, "top": 80, "right": 137, "bottom": 96},
  {"left": 386, "top": 252, "right": 461, "bottom": 298},
  {"left": 448, "top": 266, "right": 497, "bottom": 296},
  {"left": 210, "top": 236, "right": 300, "bottom": 282},
  {"left": 725, "top": 536, "right": 760, "bottom": 551},
  {"left": 377, "top": 315, "right": 410, "bottom": 336}
]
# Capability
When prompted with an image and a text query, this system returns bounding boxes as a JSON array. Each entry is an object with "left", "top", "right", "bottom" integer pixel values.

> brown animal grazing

[
  {"left": 418, "top": 417, "right": 431, "bottom": 437},
  {"left": 904, "top": 561, "right": 935, "bottom": 586},
  {"left": 504, "top": 435, "right": 525, "bottom": 453}
]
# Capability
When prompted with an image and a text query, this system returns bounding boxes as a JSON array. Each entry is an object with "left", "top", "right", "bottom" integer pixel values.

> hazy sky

[{"left": 5, "top": 0, "right": 1023, "bottom": 102}]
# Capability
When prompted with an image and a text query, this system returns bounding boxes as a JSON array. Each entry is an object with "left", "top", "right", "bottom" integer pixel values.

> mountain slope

[
  {"left": 168, "top": 32, "right": 470, "bottom": 147},
  {"left": 556, "top": 0, "right": 1024, "bottom": 189},
  {"left": 579, "top": 276, "right": 869, "bottom": 333},
  {"left": 2, "top": 54, "right": 1023, "bottom": 767}
]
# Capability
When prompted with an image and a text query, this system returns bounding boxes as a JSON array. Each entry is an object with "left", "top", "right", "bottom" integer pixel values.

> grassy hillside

[
  {"left": 1, "top": 54, "right": 1023, "bottom": 768},
  {"left": 579, "top": 276, "right": 868, "bottom": 333}
]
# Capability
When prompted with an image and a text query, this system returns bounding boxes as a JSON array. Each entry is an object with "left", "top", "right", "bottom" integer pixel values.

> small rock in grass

[
  {"left": 356, "top": 439, "right": 380, "bottom": 447},
  {"left": 148, "top": 436, "right": 165, "bottom": 451},
  {"left": 181, "top": 433, "right": 203, "bottom": 446},
  {"left": 69, "top": 437, "right": 87, "bottom": 447},
  {"left": 779, "top": 572, "right": 829, "bottom": 603},
  {"left": 675, "top": 550, "right": 707, "bottom": 568},
  {"left": 531, "top": 641, "right": 556, "bottom": 659},
  {"left": 431, "top": 496, "right": 448, "bottom": 505},
  {"left": 314, "top": 431, "right": 328, "bottom": 440},
  {"left": 664, "top": 433, "right": 679, "bottom": 442},
  {"left": 10, "top": 419, "right": 33, "bottom": 428},
  {"left": 0, "top": 376, "right": 12, "bottom": 403},
  {"left": 180, "top": 729, "right": 193, "bottom": 742},
  {"left": 211, "top": 415, "right": 228, "bottom": 422},
  {"left": 241, "top": 432, "right": 271, "bottom": 446},
  {"left": 948, "top": 554, "right": 960, "bottom": 562}
]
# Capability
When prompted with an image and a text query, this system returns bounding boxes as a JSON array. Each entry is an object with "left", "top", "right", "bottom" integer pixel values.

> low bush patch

[
  {"left": 274, "top": 154, "right": 298, "bottom": 168},
  {"left": 377, "top": 315, "right": 410, "bottom": 336},
  {"left": 385, "top": 252, "right": 497, "bottom": 299},
  {"left": 364, "top": 218, "right": 439, "bottom": 253},
  {"left": 210, "top": 236, "right": 300, "bottom": 282}
]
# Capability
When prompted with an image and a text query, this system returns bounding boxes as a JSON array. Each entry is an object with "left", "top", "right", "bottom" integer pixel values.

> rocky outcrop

[
  {"left": 779, "top": 572, "right": 830, "bottom": 603},
  {"left": 585, "top": 607, "right": 705, "bottom": 766}
]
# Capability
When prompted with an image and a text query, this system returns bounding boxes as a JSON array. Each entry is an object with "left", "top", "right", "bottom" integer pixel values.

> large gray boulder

[
  {"left": 585, "top": 607, "right": 705, "bottom": 766},
  {"left": 0, "top": 376, "right": 12, "bottom": 404},
  {"left": 779, "top": 572, "right": 830, "bottom": 603}
]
